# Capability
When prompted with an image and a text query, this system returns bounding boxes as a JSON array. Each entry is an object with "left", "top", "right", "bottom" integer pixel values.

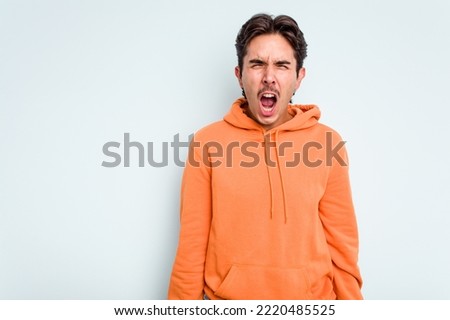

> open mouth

[{"left": 260, "top": 93, "right": 277, "bottom": 116}]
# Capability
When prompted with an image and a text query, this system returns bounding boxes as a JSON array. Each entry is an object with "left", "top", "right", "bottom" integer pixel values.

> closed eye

[
  {"left": 275, "top": 61, "right": 291, "bottom": 69},
  {"left": 249, "top": 59, "right": 266, "bottom": 68}
]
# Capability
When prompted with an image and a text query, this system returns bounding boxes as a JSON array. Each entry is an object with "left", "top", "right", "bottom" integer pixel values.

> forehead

[{"left": 245, "top": 33, "right": 295, "bottom": 61}]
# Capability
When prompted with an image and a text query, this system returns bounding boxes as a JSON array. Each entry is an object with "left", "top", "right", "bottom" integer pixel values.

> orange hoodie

[{"left": 168, "top": 98, "right": 363, "bottom": 300}]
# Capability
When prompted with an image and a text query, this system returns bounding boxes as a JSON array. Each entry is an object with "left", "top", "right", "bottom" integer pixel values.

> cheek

[
  {"left": 283, "top": 76, "right": 300, "bottom": 92},
  {"left": 243, "top": 72, "right": 262, "bottom": 88}
]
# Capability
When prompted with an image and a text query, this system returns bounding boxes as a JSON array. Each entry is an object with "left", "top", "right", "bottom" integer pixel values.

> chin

[{"left": 258, "top": 116, "right": 278, "bottom": 128}]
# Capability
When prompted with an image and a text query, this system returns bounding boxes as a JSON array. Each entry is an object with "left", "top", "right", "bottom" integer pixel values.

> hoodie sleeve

[
  {"left": 318, "top": 132, "right": 363, "bottom": 300},
  {"left": 168, "top": 138, "right": 212, "bottom": 300}
]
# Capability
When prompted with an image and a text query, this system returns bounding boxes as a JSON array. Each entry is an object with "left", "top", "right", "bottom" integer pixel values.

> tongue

[{"left": 261, "top": 97, "right": 275, "bottom": 108}]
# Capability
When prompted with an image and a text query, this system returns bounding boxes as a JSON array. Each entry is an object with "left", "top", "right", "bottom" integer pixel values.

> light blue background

[{"left": 1, "top": 0, "right": 449, "bottom": 299}]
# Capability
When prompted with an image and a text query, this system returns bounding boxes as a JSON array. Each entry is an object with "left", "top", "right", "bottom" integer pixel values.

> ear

[
  {"left": 235, "top": 66, "right": 243, "bottom": 88},
  {"left": 295, "top": 67, "right": 306, "bottom": 90}
]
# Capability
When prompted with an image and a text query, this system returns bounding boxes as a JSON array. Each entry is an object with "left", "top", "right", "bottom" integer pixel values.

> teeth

[{"left": 262, "top": 93, "right": 275, "bottom": 98}]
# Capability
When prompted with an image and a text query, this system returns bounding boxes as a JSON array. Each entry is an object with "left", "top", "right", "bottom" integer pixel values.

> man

[{"left": 168, "top": 13, "right": 363, "bottom": 300}]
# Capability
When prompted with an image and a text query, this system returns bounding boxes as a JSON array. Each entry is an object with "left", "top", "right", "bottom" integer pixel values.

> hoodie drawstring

[
  {"left": 264, "top": 131, "right": 288, "bottom": 223},
  {"left": 275, "top": 130, "right": 288, "bottom": 223},
  {"left": 264, "top": 134, "right": 274, "bottom": 219}
]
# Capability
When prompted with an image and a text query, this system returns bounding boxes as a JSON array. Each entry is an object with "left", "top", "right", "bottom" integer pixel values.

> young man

[{"left": 168, "top": 13, "right": 363, "bottom": 300}]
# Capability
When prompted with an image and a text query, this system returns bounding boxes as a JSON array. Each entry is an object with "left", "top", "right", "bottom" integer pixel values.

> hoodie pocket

[{"left": 214, "top": 264, "right": 311, "bottom": 300}]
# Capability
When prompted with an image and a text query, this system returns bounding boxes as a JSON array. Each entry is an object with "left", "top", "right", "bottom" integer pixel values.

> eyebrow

[
  {"left": 248, "top": 58, "right": 292, "bottom": 66},
  {"left": 275, "top": 60, "right": 291, "bottom": 65},
  {"left": 249, "top": 58, "right": 266, "bottom": 65}
]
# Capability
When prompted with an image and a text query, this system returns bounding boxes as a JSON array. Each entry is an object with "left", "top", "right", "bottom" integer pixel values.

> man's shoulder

[
  {"left": 310, "top": 122, "right": 345, "bottom": 140},
  {"left": 192, "top": 119, "right": 230, "bottom": 141}
]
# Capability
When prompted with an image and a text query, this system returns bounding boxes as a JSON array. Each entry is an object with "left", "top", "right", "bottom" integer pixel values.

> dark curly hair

[{"left": 235, "top": 13, "right": 308, "bottom": 76}]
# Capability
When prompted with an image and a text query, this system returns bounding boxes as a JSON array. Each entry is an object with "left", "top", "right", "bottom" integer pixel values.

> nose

[{"left": 262, "top": 66, "right": 276, "bottom": 85}]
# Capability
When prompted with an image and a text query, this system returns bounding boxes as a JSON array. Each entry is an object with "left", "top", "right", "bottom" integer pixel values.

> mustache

[{"left": 257, "top": 86, "right": 280, "bottom": 97}]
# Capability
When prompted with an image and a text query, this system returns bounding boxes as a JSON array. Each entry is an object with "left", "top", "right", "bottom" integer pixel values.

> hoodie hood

[
  {"left": 223, "top": 98, "right": 322, "bottom": 223},
  {"left": 224, "top": 97, "right": 321, "bottom": 132}
]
